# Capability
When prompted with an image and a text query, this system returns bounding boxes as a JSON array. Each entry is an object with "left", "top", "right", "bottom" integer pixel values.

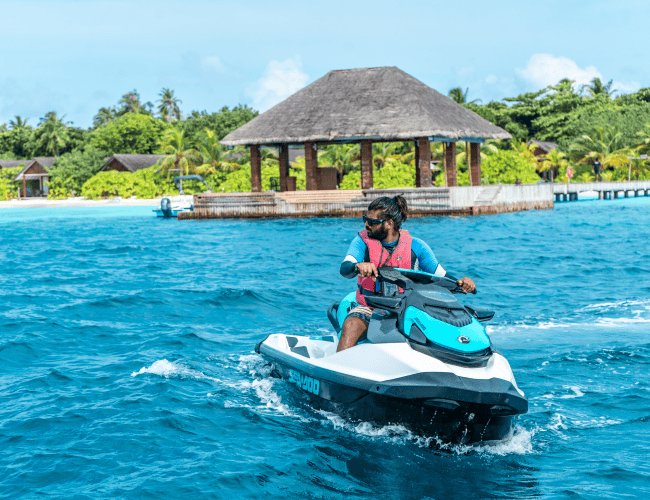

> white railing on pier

[{"left": 553, "top": 181, "right": 650, "bottom": 195}]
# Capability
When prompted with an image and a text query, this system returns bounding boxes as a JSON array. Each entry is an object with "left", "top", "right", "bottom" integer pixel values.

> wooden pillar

[
  {"left": 415, "top": 137, "right": 432, "bottom": 187},
  {"left": 23, "top": 177, "right": 26, "bottom": 198},
  {"left": 444, "top": 142, "right": 457, "bottom": 187},
  {"left": 469, "top": 142, "right": 482, "bottom": 186},
  {"left": 414, "top": 141, "right": 420, "bottom": 187},
  {"left": 360, "top": 140, "right": 373, "bottom": 189},
  {"left": 250, "top": 145, "right": 262, "bottom": 192},
  {"left": 305, "top": 141, "right": 318, "bottom": 190},
  {"left": 278, "top": 144, "right": 289, "bottom": 192}
]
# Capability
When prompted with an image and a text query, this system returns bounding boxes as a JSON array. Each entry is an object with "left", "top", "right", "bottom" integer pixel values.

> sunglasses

[{"left": 363, "top": 215, "right": 388, "bottom": 226}]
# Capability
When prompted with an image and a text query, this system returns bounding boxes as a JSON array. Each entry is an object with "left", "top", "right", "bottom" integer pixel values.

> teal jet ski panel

[
  {"left": 326, "top": 291, "right": 357, "bottom": 335},
  {"left": 403, "top": 306, "right": 490, "bottom": 353}
]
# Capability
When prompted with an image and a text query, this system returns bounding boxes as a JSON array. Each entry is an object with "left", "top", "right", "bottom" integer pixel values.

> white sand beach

[{"left": 0, "top": 196, "right": 185, "bottom": 209}]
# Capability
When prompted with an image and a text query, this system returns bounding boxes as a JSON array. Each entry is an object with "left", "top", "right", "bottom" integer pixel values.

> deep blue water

[{"left": 1, "top": 197, "right": 649, "bottom": 499}]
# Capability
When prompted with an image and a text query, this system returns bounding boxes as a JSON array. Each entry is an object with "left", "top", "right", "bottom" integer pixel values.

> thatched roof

[
  {"left": 13, "top": 157, "right": 56, "bottom": 181},
  {"left": 221, "top": 67, "right": 511, "bottom": 147},
  {"left": 102, "top": 154, "right": 167, "bottom": 172},
  {"left": 527, "top": 140, "right": 559, "bottom": 154},
  {"left": 0, "top": 160, "right": 26, "bottom": 169}
]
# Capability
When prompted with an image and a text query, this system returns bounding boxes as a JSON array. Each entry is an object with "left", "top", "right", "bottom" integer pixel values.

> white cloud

[
  {"left": 249, "top": 57, "right": 309, "bottom": 112},
  {"left": 201, "top": 56, "right": 226, "bottom": 72},
  {"left": 485, "top": 74, "right": 497, "bottom": 84},
  {"left": 516, "top": 54, "right": 601, "bottom": 87},
  {"left": 612, "top": 80, "right": 641, "bottom": 94}
]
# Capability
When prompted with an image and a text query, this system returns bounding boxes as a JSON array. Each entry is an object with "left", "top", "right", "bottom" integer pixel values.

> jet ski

[{"left": 256, "top": 267, "right": 527, "bottom": 444}]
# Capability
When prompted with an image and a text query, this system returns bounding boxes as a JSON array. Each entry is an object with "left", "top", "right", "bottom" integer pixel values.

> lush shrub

[
  {"left": 340, "top": 170, "right": 361, "bottom": 190},
  {"left": 340, "top": 161, "right": 416, "bottom": 190},
  {"left": 47, "top": 146, "right": 107, "bottom": 199},
  {"left": 0, "top": 167, "right": 22, "bottom": 201},
  {"left": 374, "top": 161, "right": 416, "bottom": 189},
  {"left": 216, "top": 162, "right": 306, "bottom": 192},
  {"left": 90, "top": 114, "right": 170, "bottom": 154},
  {"left": 181, "top": 106, "right": 258, "bottom": 147},
  {"left": 480, "top": 150, "right": 540, "bottom": 185},
  {"left": 81, "top": 166, "right": 177, "bottom": 199}
]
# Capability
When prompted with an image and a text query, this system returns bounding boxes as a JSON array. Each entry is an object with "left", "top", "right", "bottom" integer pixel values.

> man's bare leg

[{"left": 337, "top": 316, "right": 368, "bottom": 352}]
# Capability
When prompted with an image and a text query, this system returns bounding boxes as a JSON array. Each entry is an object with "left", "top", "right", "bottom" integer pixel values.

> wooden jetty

[
  {"left": 179, "top": 184, "right": 554, "bottom": 220},
  {"left": 553, "top": 181, "right": 650, "bottom": 201}
]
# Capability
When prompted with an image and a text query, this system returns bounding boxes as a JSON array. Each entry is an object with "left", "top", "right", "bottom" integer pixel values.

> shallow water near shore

[{"left": 1, "top": 197, "right": 649, "bottom": 499}]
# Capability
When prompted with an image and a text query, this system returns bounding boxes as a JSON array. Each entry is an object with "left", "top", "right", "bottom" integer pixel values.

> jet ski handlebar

[{"left": 374, "top": 267, "right": 475, "bottom": 295}]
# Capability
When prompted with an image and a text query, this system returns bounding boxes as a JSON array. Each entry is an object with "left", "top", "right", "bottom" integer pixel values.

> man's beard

[{"left": 367, "top": 223, "right": 388, "bottom": 241}]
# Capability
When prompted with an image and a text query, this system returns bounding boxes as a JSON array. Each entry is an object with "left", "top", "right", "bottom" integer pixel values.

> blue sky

[{"left": 1, "top": 0, "right": 648, "bottom": 128}]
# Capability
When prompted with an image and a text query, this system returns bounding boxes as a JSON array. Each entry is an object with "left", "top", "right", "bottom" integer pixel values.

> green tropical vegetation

[{"left": 1, "top": 78, "right": 650, "bottom": 201}]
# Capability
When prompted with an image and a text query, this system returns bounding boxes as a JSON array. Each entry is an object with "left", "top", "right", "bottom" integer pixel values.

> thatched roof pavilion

[{"left": 221, "top": 66, "right": 510, "bottom": 191}]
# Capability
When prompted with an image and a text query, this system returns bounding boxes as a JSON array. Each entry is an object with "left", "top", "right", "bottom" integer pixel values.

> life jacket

[{"left": 355, "top": 229, "right": 412, "bottom": 307}]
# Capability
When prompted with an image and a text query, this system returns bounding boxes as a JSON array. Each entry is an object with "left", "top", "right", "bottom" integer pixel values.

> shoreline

[{"left": 0, "top": 197, "right": 175, "bottom": 209}]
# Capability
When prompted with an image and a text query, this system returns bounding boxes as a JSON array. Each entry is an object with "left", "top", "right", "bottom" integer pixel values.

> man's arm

[{"left": 339, "top": 236, "right": 366, "bottom": 279}]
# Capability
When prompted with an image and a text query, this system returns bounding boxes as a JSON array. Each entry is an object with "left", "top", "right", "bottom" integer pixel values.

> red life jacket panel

[{"left": 355, "top": 229, "right": 412, "bottom": 307}]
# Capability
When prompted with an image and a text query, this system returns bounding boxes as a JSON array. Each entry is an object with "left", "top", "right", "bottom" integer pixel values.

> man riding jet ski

[
  {"left": 256, "top": 196, "right": 527, "bottom": 443},
  {"left": 338, "top": 195, "right": 476, "bottom": 352}
]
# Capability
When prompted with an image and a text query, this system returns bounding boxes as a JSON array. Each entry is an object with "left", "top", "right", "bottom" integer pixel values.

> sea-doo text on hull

[{"left": 256, "top": 268, "right": 527, "bottom": 444}]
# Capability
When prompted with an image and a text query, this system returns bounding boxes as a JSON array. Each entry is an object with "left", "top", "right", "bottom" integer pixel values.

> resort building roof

[
  {"left": 0, "top": 159, "right": 27, "bottom": 169},
  {"left": 220, "top": 66, "right": 510, "bottom": 147},
  {"left": 13, "top": 157, "right": 56, "bottom": 181},
  {"left": 102, "top": 154, "right": 167, "bottom": 173},
  {"left": 527, "top": 140, "right": 559, "bottom": 155}
]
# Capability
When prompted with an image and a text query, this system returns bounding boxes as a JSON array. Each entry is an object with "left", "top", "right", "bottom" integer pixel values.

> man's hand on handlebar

[
  {"left": 356, "top": 263, "right": 379, "bottom": 281},
  {"left": 457, "top": 277, "right": 476, "bottom": 294}
]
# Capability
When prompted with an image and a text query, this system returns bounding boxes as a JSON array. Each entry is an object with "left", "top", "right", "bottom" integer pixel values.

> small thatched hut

[
  {"left": 14, "top": 157, "right": 56, "bottom": 197},
  {"left": 221, "top": 66, "right": 510, "bottom": 191},
  {"left": 527, "top": 140, "right": 559, "bottom": 159},
  {"left": 101, "top": 154, "right": 167, "bottom": 173}
]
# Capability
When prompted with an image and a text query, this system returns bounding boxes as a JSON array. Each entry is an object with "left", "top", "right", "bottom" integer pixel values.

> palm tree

[
  {"left": 37, "top": 112, "right": 68, "bottom": 157},
  {"left": 319, "top": 144, "right": 360, "bottom": 177},
  {"left": 628, "top": 158, "right": 650, "bottom": 181},
  {"left": 9, "top": 116, "right": 29, "bottom": 129},
  {"left": 261, "top": 147, "right": 278, "bottom": 163},
  {"left": 117, "top": 90, "right": 153, "bottom": 116},
  {"left": 223, "top": 145, "right": 250, "bottom": 165},
  {"left": 511, "top": 141, "right": 538, "bottom": 162},
  {"left": 196, "top": 129, "right": 239, "bottom": 174},
  {"left": 577, "top": 172, "right": 595, "bottom": 183},
  {"left": 448, "top": 87, "right": 482, "bottom": 105},
  {"left": 539, "top": 149, "right": 569, "bottom": 183},
  {"left": 158, "top": 129, "right": 203, "bottom": 181},
  {"left": 570, "top": 125, "right": 632, "bottom": 173},
  {"left": 588, "top": 78, "right": 615, "bottom": 98},
  {"left": 455, "top": 141, "right": 499, "bottom": 167},
  {"left": 93, "top": 107, "right": 117, "bottom": 128},
  {"left": 636, "top": 124, "right": 650, "bottom": 156},
  {"left": 372, "top": 143, "right": 401, "bottom": 169},
  {"left": 158, "top": 88, "right": 182, "bottom": 122}
]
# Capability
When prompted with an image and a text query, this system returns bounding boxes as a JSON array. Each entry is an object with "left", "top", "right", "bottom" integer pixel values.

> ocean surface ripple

[{"left": 1, "top": 198, "right": 649, "bottom": 499}]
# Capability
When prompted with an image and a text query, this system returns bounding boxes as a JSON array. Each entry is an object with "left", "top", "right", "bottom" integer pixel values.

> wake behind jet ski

[{"left": 256, "top": 267, "right": 528, "bottom": 444}]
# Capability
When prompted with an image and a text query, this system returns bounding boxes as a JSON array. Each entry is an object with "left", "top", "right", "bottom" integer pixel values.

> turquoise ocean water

[{"left": 1, "top": 197, "right": 649, "bottom": 499}]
